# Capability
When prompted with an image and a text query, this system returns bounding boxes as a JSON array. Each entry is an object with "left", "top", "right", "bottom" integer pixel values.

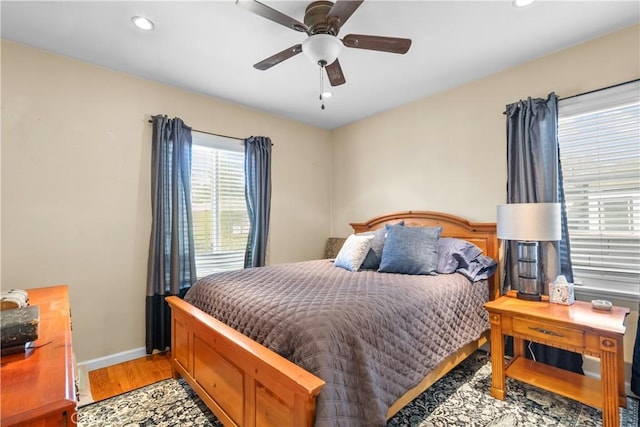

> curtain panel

[
  {"left": 633, "top": 307, "right": 640, "bottom": 396},
  {"left": 244, "top": 136, "right": 272, "bottom": 268},
  {"left": 146, "top": 115, "right": 197, "bottom": 354},
  {"left": 504, "top": 93, "right": 582, "bottom": 373},
  {"left": 505, "top": 93, "right": 574, "bottom": 290}
]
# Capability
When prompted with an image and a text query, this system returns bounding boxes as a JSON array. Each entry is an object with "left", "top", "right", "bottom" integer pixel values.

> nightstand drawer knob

[
  {"left": 601, "top": 339, "right": 615, "bottom": 348},
  {"left": 528, "top": 326, "right": 564, "bottom": 338}
]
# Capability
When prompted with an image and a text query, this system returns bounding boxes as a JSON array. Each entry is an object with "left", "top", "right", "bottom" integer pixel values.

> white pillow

[{"left": 333, "top": 234, "right": 375, "bottom": 272}]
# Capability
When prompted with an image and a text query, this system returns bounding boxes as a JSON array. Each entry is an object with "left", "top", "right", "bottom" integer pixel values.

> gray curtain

[
  {"left": 146, "top": 115, "right": 197, "bottom": 354},
  {"left": 505, "top": 93, "right": 582, "bottom": 373},
  {"left": 244, "top": 136, "right": 272, "bottom": 268},
  {"left": 633, "top": 303, "right": 640, "bottom": 395}
]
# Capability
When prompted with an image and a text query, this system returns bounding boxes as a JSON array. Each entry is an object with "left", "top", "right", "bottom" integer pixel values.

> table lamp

[{"left": 497, "top": 203, "right": 561, "bottom": 301}]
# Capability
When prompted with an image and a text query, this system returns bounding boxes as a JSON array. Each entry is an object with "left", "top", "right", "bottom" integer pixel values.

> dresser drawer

[{"left": 512, "top": 317, "right": 585, "bottom": 349}]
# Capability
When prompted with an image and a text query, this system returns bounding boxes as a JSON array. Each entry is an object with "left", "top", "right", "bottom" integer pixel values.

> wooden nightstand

[{"left": 484, "top": 293, "right": 629, "bottom": 427}]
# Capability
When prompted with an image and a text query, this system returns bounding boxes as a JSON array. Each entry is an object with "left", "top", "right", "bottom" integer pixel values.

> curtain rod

[
  {"left": 559, "top": 78, "right": 639, "bottom": 102},
  {"left": 502, "top": 78, "right": 640, "bottom": 115},
  {"left": 147, "top": 119, "right": 244, "bottom": 141}
]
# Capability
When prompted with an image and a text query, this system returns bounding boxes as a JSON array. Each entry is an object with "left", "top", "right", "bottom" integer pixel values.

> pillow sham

[
  {"left": 436, "top": 238, "right": 483, "bottom": 274},
  {"left": 359, "top": 221, "right": 405, "bottom": 270},
  {"left": 378, "top": 225, "right": 442, "bottom": 275},
  {"left": 456, "top": 254, "right": 498, "bottom": 282},
  {"left": 333, "top": 234, "right": 375, "bottom": 272}
]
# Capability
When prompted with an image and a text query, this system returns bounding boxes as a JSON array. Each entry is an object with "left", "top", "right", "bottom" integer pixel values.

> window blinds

[
  {"left": 558, "top": 80, "right": 640, "bottom": 295},
  {"left": 191, "top": 132, "right": 248, "bottom": 278}
]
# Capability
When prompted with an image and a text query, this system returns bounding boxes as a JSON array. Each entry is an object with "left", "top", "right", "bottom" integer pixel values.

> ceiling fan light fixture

[
  {"left": 302, "top": 34, "right": 342, "bottom": 66},
  {"left": 321, "top": 91, "right": 333, "bottom": 99},
  {"left": 131, "top": 16, "right": 155, "bottom": 31},
  {"left": 512, "top": 0, "right": 535, "bottom": 7}
]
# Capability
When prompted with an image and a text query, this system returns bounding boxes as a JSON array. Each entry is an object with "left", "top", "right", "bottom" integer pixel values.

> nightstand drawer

[{"left": 512, "top": 317, "right": 585, "bottom": 348}]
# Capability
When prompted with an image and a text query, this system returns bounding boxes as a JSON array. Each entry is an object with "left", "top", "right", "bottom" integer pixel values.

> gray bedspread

[{"left": 184, "top": 260, "right": 489, "bottom": 427}]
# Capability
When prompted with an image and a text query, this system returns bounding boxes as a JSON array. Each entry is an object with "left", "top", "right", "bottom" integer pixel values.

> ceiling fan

[{"left": 236, "top": 0, "right": 412, "bottom": 88}]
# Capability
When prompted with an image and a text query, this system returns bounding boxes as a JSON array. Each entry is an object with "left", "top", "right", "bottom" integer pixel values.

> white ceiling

[{"left": 2, "top": 1, "right": 638, "bottom": 130}]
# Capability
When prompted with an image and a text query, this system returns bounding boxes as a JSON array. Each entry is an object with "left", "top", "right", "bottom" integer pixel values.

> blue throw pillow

[
  {"left": 436, "top": 238, "right": 483, "bottom": 274},
  {"left": 379, "top": 225, "right": 443, "bottom": 275},
  {"left": 360, "top": 221, "right": 405, "bottom": 270}
]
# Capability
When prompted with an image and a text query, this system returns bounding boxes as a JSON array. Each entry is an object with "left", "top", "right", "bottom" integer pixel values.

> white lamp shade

[
  {"left": 497, "top": 203, "right": 561, "bottom": 241},
  {"left": 302, "top": 34, "right": 342, "bottom": 66}
]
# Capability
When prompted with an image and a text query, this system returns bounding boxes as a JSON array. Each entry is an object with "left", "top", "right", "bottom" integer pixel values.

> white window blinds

[
  {"left": 558, "top": 80, "right": 640, "bottom": 296},
  {"left": 191, "top": 132, "right": 248, "bottom": 278}
]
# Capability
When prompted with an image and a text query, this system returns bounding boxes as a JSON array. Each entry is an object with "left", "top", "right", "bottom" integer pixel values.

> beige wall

[
  {"left": 2, "top": 24, "right": 638, "bottom": 370},
  {"left": 331, "top": 24, "right": 639, "bottom": 368},
  {"left": 331, "top": 24, "right": 640, "bottom": 233},
  {"left": 1, "top": 40, "right": 332, "bottom": 362}
]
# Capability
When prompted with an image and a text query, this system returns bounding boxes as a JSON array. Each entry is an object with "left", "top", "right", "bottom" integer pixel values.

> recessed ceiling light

[
  {"left": 132, "top": 16, "right": 154, "bottom": 31},
  {"left": 513, "top": 0, "right": 536, "bottom": 7}
]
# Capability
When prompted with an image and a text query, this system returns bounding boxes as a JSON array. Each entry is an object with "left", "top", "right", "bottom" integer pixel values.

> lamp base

[{"left": 516, "top": 291, "right": 542, "bottom": 301}]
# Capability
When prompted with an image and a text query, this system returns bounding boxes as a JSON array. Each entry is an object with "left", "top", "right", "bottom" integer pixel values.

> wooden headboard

[{"left": 350, "top": 211, "right": 500, "bottom": 300}]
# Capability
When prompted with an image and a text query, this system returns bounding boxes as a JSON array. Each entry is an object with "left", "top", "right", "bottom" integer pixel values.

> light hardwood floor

[{"left": 88, "top": 352, "right": 173, "bottom": 401}]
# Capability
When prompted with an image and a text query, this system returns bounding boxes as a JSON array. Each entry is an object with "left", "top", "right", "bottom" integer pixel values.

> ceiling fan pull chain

[{"left": 319, "top": 64, "right": 326, "bottom": 110}]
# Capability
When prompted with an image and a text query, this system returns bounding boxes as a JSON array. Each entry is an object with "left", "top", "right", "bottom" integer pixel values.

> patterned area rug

[{"left": 78, "top": 351, "right": 639, "bottom": 426}]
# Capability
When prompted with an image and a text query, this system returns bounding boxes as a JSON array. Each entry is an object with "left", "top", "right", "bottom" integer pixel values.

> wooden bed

[{"left": 166, "top": 211, "right": 499, "bottom": 427}]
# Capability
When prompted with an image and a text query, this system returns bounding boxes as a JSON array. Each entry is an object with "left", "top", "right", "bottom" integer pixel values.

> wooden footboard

[
  {"left": 168, "top": 294, "right": 489, "bottom": 426},
  {"left": 166, "top": 296, "right": 325, "bottom": 427}
]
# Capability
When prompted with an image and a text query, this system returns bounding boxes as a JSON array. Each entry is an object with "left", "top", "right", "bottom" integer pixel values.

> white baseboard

[
  {"left": 78, "top": 347, "right": 147, "bottom": 372},
  {"left": 584, "top": 363, "right": 636, "bottom": 398},
  {"left": 76, "top": 364, "right": 95, "bottom": 407}
]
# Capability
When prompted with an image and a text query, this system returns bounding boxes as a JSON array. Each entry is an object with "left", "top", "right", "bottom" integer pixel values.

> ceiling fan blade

[
  {"left": 254, "top": 44, "right": 303, "bottom": 70},
  {"left": 342, "top": 34, "right": 412, "bottom": 54},
  {"left": 327, "top": 0, "right": 364, "bottom": 32},
  {"left": 325, "top": 59, "right": 346, "bottom": 86},
  {"left": 236, "top": 0, "right": 308, "bottom": 33}
]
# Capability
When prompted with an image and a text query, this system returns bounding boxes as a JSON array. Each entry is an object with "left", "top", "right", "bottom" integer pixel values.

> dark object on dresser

[{"left": 1, "top": 305, "right": 40, "bottom": 353}]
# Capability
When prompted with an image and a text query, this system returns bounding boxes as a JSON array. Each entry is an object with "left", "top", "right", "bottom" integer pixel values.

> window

[
  {"left": 558, "top": 80, "right": 640, "bottom": 297},
  {"left": 191, "top": 132, "right": 248, "bottom": 278}
]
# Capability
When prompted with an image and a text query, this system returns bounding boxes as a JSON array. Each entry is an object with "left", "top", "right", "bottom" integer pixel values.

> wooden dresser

[{"left": 1, "top": 285, "right": 77, "bottom": 426}]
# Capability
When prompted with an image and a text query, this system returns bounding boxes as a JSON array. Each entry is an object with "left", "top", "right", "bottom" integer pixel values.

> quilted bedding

[{"left": 184, "top": 259, "right": 490, "bottom": 427}]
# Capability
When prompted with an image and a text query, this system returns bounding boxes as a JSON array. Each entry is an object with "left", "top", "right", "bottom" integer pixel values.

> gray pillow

[
  {"left": 436, "top": 238, "right": 483, "bottom": 274},
  {"left": 379, "top": 225, "right": 443, "bottom": 275},
  {"left": 360, "top": 221, "right": 405, "bottom": 270},
  {"left": 334, "top": 234, "right": 375, "bottom": 272}
]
